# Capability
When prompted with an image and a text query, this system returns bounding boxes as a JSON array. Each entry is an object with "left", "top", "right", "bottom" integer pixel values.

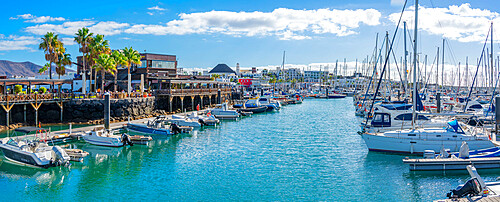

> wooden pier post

[
  {"left": 104, "top": 93, "right": 110, "bottom": 129},
  {"left": 23, "top": 104, "right": 26, "bottom": 123},
  {"left": 180, "top": 96, "right": 184, "bottom": 113},
  {"left": 200, "top": 95, "right": 204, "bottom": 110},
  {"left": 56, "top": 101, "right": 63, "bottom": 123},
  {"left": 1, "top": 96, "right": 14, "bottom": 129},
  {"left": 169, "top": 96, "right": 173, "bottom": 113},
  {"left": 30, "top": 95, "right": 43, "bottom": 125},
  {"left": 191, "top": 96, "right": 195, "bottom": 111}
]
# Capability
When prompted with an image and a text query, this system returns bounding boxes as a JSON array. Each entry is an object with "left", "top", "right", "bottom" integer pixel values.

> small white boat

[
  {"left": 82, "top": 127, "right": 133, "bottom": 147},
  {"left": 187, "top": 112, "right": 219, "bottom": 126},
  {"left": 170, "top": 115, "right": 202, "bottom": 127},
  {"left": 210, "top": 103, "right": 240, "bottom": 119}
]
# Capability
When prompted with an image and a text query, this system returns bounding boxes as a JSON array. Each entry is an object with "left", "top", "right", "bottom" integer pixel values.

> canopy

[
  {"left": 14, "top": 127, "right": 45, "bottom": 134},
  {"left": 447, "top": 120, "right": 465, "bottom": 134},
  {"left": 380, "top": 104, "right": 412, "bottom": 110}
]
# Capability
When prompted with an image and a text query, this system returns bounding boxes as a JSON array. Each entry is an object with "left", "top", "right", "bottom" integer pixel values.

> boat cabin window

[
  {"left": 469, "top": 104, "right": 482, "bottom": 109},
  {"left": 394, "top": 113, "right": 429, "bottom": 121}
]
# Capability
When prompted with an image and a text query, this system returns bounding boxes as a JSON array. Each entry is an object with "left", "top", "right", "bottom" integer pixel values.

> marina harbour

[
  {"left": 0, "top": 98, "right": 494, "bottom": 201},
  {"left": 4, "top": 0, "right": 500, "bottom": 201}
]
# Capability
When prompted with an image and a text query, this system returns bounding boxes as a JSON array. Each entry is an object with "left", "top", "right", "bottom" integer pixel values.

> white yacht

[{"left": 361, "top": 120, "right": 495, "bottom": 154}]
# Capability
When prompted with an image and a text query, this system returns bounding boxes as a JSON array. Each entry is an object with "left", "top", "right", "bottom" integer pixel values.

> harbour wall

[{"left": 0, "top": 92, "right": 238, "bottom": 130}]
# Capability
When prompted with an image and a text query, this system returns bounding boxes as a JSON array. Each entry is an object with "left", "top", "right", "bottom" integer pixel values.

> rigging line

[
  {"left": 360, "top": 36, "right": 388, "bottom": 109},
  {"left": 390, "top": 40, "right": 406, "bottom": 93},
  {"left": 424, "top": 53, "right": 438, "bottom": 88},
  {"left": 464, "top": 25, "right": 492, "bottom": 112},
  {"left": 364, "top": 0, "right": 408, "bottom": 126}
]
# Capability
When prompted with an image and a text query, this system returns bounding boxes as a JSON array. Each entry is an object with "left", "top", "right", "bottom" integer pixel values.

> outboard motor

[
  {"left": 198, "top": 119, "right": 206, "bottom": 126},
  {"left": 447, "top": 178, "right": 481, "bottom": 198},
  {"left": 171, "top": 123, "right": 181, "bottom": 134},
  {"left": 52, "top": 146, "right": 71, "bottom": 167},
  {"left": 121, "top": 133, "right": 134, "bottom": 146}
]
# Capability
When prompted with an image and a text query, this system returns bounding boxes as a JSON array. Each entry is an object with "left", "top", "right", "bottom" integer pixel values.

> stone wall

[{"left": 0, "top": 97, "right": 164, "bottom": 126}]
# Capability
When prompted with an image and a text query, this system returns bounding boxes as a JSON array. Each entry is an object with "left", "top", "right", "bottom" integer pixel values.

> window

[
  {"left": 394, "top": 113, "right": 429, "bottom": 121},
  {"left": 373, "top": 114, "right": 383, "bottom": 122},
  {"left": 151, "top": 60, "right": 176, "bottom": 68},
  {"left": 383, "top": 114, "right": 390, "bottom": 123}
]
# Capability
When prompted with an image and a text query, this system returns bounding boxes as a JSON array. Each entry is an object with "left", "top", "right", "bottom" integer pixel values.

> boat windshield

[{"left": 446, "top": 120, "right": 465, "bottom": 134}]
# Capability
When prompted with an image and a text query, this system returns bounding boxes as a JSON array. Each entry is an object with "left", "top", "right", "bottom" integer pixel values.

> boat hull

[
  {"left": 0, "top": 145, "right": 50, "bottom": 168},
  {"left": 127, "top": 123, "right": 173, "bottom": 135},
  {"left": 361, "top": 133, "right": 495, "bottom": 154},
  {"left": 240, "top": 106, "right": 267, "bottom": 114}
]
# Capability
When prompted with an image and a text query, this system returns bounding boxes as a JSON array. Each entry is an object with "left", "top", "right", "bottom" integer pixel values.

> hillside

[{"left": 0, "top": 60, "right": 74, "bottom": 77}]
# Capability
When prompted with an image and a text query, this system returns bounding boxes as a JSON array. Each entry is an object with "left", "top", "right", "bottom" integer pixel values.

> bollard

[
  {"left": 326, "top": 88, "right": 329, "bottom": 99},
  {"left": 104, "top": 93, "right": 110, "bottom": 129},
  {"left": 69, "top": 123, "right": 72, "bottom": 134},
  {"left": 436, "top": 93, "right": 441, "bottom": 113}
]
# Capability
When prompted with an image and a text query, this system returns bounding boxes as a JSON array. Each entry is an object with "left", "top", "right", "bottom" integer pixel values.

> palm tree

[
  {"left": 55, "top": 53, "right": 72, "bottom": 79},
  {"left": 122, "top": 47, "right": 142, "bottom": 95},
  {"left": 74, "top": 28, "right": 93, "bottom": 94},
  {"left": 93, "top": 53, "right": 116, "bottom": 92},
  {"left": 39, "top": 32, "right": 62, "bottom": 79},
  {"left": 111, "top": 50, "right": 127, "bottom": 92},
  {"left": 88, "top": 34, "right": 110, "bottom": 92}
]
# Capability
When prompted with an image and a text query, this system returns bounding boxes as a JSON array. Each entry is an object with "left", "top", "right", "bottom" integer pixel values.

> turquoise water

[{"left": 0, "top": 99, "right": 497, "bottom": 201}]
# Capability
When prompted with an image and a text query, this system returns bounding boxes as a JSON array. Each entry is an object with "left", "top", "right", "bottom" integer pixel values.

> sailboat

[{"left": 360, "top": 0, "right": 495, "bottom": 154}]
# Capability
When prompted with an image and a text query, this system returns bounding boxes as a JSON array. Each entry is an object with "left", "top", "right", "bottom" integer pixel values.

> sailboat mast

[
  {"left": 412, "top": 0, "right": 419, "bottom": 128},
  {"left": 491, "top": 22, "right": 494, "bottom": 92},
  {"left": 442, "top": 39, "right": 445, "bottom": 92},
  {"left": 403, "top": 22, "right": 408, "bottom": 100}
]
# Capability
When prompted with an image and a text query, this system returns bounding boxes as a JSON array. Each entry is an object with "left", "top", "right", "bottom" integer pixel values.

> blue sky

[{"left": 0, "top": 0, "right": 499, "bottom": 74}]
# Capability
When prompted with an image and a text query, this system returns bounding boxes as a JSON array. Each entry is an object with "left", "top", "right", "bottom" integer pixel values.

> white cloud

[
  {"left": 388, "top": 3, "right": 500, "bottom": 42},
  {"left": 21, "top": 8, "right": 380, "bottom": 41},
  {"left": 0, "top": 35, "right": 38, "bottom": 51},
  {"left": 148, "top": 6, "right": 165, "bottom": 11},
  {"left": 125, "top": 8, "right": 381, "bottom": 40},
  {"left": 25, "top": 21, "right": 128, "bottom": 36},
  {"left": 60, "top": 37, "right": 76, "bottom": 46},
  {"left": 10, "top": 13, "right": 65, "bottom": 23}
]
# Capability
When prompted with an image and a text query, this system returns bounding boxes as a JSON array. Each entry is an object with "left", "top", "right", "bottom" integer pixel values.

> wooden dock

[{"left": 404, "top": 157, "right": 500, "bottom": 171}]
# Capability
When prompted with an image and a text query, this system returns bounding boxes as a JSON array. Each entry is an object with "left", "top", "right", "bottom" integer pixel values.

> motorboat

[
  {"left": 81, "top": 127, "right": 133, "bottom": 147},
  {"left": 128, "top": 115, "right": 189, "bottom": 135},
  {"left": 239, "top": 99, "right": 268, "bottom": 114},
  {"left": 0, "top": 127, "right": 71, "bottom": 168},
  {"left": 257, "top": 97, "right": 281, "bottom": 111},
  {"left": 187, "top": 111, "right": 220, "bottom": 126},
  {"left": 170, "top": 114, "right": 203, "bottom": 127},
  {"left": 361, "top": 120, "right": 495, "bottom": 154},
  {"left": 328, "top": 93, "right": 347, "bottom": 99},
  {"left": 209, "top": 103, "right": 240, "bottom": 119}
]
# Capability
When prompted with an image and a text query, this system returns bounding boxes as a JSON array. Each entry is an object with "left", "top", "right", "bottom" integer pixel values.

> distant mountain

[{"left": 0, "top": 60, "right": 74, "bottom": 77}]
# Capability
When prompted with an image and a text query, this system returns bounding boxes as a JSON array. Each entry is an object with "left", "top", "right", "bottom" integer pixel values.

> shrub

[
  {"left": 14, "top": 85, "right": 23, "bottom": 94},
  {"left": 39, "top": 87, "right": 47, "bottom": 94}
]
